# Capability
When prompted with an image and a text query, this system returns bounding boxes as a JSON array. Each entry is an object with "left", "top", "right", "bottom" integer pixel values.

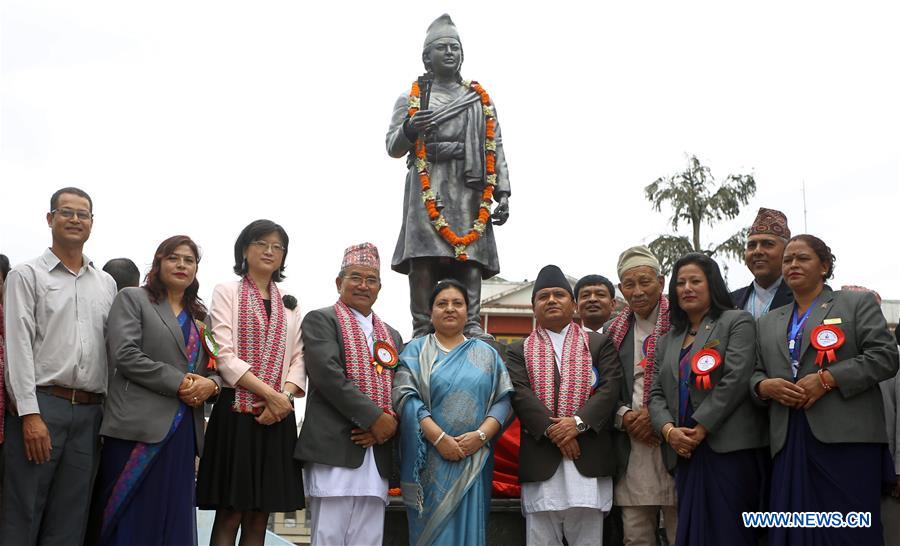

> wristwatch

[
  {"left": 476, "top": 429, "right": 487, "bottom": 443},
  {"left": 574, "top": 415, "right": 588, "bottom": 433},
  {"left": 282, "top": 390, "right": 295, "bottom": 404}
]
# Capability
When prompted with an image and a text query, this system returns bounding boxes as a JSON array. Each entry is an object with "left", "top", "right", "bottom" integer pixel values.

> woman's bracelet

[
  {"left": 663, "top": 424, "right": 674, "bottom": 443},
  {"left": 817, "top": 369, "right": 833, "bottom": 392},
  {"left": 432, "top": 431, "right": 446, "bottom": 447}
]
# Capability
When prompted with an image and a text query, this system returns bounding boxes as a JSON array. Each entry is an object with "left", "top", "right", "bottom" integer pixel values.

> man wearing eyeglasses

[
  {"left": 295, "top": 243, "right": 404, "bottom": 546},
  {"left": 1, "top": 187, "right": 117, "bottom": 544}
]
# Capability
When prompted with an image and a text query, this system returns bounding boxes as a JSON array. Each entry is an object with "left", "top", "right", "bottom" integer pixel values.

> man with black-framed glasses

[{"left": 1, "top": 187, "right": 117, "bottom": 545}]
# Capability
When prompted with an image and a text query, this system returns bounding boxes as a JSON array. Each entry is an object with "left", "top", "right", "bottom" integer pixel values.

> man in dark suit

[
  {"left": 730, "top": 207, "right": 794, "bottom": 317},
  {"left": 506, "top": 265, "right": 623, "bottom": 545},
  {"left": 294, "top": 243, "right": 404, "bottom": 546}
]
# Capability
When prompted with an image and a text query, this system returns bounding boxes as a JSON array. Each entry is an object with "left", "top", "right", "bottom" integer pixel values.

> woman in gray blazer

[
  {"left": 752, "top": 234, "right": 899, "bottom": 545},
  {"left": 648, "top": 253, "right": 768, "bottom": 546},
  {"left": 88, "top": 235, "right": 219, "bottom": 545}
]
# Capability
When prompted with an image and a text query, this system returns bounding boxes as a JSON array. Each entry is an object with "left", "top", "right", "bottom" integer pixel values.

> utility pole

[{"left": 802, "top": 181, "right": 808, "bottom": 232}]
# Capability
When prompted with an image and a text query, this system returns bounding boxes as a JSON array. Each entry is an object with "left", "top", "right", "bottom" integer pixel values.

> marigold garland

[{"left": 408, "top": 79, "right": 497, "bottom": 261}]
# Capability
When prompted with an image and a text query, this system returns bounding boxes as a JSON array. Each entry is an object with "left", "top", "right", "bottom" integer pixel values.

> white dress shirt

[
  {"left": 744, "top": 277, "right": 783, "bottom": 319},
  {"left": 3, "top": 248, "right": 116, "bottom": 415}
]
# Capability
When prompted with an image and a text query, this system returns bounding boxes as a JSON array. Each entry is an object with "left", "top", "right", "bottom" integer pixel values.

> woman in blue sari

[
  {"left": 393, "top": 279, "right": 513, "bottom": 546},
  {"left": 88, "top": 236, "right": 219, "bottom": 545}
]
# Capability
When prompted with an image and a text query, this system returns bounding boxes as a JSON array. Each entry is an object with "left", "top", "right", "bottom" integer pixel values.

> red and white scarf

[
  {"left": 234, "top": 276, "right": 287, "bottom": 413},
  {"left": 605, "top": 295, "right": 671, "bottom": 406},
  {"left": 334, "top": 300, "right": 395, "bottom": 412},
  {"left": 524, "top": 321, "right": 592, "bottom": 417}
]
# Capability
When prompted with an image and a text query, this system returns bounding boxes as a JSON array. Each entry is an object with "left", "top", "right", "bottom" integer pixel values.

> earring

[{"left": 242, "top": 257, "right": 248, "bottom": 272}]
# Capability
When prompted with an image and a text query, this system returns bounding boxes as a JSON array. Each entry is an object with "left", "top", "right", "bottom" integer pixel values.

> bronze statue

[{"left": 386, "top": 14, "right": 511, "bottom": 339}]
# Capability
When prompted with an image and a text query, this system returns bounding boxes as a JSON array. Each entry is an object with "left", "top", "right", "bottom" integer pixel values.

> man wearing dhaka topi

[
  {"left": 386, "top": 14, "right": 512, "bottom": 339},
  {"left": 294, "top": 243, "right": 404, "bottom": 546}
]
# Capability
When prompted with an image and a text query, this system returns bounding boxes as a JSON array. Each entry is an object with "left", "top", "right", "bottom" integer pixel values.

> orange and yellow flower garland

[{"left": 407, "top": 79, "right": 497, "bottom": 261}]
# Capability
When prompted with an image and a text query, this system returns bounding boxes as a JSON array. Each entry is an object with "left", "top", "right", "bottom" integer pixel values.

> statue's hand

[
  {"left": 492, "top": 195, "right": 510, "bottom": 225},
  {"left": 407, "top": 110, "right": 436, "bottom": 135}
]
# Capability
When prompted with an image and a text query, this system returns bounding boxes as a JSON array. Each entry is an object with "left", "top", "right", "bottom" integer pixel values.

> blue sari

[
  {"left": 393, "top": 336, "right": 513, "bottom": 546},
  {"left": 92, "top": 310, "right": 200, "bottom": 546}
]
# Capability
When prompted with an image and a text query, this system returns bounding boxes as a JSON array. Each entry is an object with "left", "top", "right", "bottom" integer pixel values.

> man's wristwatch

[
  {"left": 476, "top": 429, "right": 487, "bottom": 443},
  {"left": 574, "top": 415, "right": 588, "bottom": 433},
  {"left": 282, "top": 390, "right": 295, "bottom": 404}
]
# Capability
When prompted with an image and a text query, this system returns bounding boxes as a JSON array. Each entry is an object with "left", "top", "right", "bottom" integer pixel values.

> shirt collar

[
  {"left": 752, "top": 276, "right": 783, "bottom": 297},
  {"left": 41, "top": 248, "right": 61, "bottom": 271},
  {"left": 41, "top": 247, "right": 93, "bottom": 273},
  {"left": 349, "top": 306, "right": 374, "bottom": 328},
  {"left": 635, "top": 302, "right": 660, "bottom": 328},
  {"left": 546, "top": 323, "right": 570, "bottom": 341}
]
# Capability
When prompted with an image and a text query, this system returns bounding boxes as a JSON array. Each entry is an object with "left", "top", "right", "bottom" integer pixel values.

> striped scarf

[
  {"left": 234, "top": 276, "right": 287, "bottom": 413},
  {"left": 334, "top": 300, "right": 395, "bottom": 412},
  {"left": 605, "top": 295, "right": 670, "bottom": 406},
  {"left": 524, "top": 321, "right": 592, "bottom": 417}
]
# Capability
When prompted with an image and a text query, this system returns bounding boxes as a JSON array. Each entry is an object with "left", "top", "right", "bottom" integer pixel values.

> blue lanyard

[{"left": 787, "top": 299, "right": 817, "bottom": 362}]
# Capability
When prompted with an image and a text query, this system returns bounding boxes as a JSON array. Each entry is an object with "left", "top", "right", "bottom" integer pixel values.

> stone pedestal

[{"left": 383, "top": 496, "right": 524, "bottom": 545}]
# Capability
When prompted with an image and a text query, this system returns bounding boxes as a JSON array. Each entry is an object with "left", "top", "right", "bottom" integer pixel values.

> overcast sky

[{"left": 2, "top": 1, "right": 898, "bottom": 338}]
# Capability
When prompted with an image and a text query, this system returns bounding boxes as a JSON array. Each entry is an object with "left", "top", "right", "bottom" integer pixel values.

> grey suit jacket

[
  {"left": 101, "top": 287, "right": 213, "bottom": 453},
  {"left": 751, "top": 288, "right": 900, "bottom": 456},
  {"left": 649, "top": 309, "right": 768, "bottom": 471},
  {"left": 607, "top": 323, "right": 656, "bottom": 480},
  {"left": 293, "top": 306, "right": 404, "bottom": 478}
]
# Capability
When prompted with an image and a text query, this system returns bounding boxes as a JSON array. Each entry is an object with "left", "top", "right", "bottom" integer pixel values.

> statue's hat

[{"left": 424, "top": 14, "right": 461, "bottom": 48}]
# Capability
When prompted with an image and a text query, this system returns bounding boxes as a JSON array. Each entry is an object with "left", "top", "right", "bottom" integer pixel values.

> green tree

[{"left": 645, "top": 155, "right": 756, "bottom": 275}]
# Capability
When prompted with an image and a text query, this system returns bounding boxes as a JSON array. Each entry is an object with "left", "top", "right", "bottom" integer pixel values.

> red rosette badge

[
  {"left": 691, "top": 348, "right": 722, "bottom": 390},
  {"left": 372, "top": 340, "right": 399, "bottom": 374},
  {"left": 811, "top": 324, "right": 845, "bottom": 366},
  {"left": 637, "top": 336, "right": 652, "bottom": 368}
]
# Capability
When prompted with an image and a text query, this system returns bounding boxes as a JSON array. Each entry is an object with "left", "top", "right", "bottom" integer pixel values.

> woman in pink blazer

[{"left": 196, "top": 219, "right": 306, "bottom": 546}]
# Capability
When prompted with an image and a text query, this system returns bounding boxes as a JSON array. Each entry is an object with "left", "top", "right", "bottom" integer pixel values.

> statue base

[{"left": 383, "top": 496, "right": 525, "bottom": 545}]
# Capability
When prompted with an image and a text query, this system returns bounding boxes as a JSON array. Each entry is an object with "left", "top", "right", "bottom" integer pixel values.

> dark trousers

[
  {"left": 407, "top": 257, "right": 486, "bottom": 338},
  {"left": 0, "top": 392, "right": 102, "bottom": 546}
]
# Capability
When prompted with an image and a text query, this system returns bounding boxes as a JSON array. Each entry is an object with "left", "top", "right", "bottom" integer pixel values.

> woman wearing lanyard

[
  {"left": 753, "top": 234, "right": 899, "bottom": 545},
  {"left": 648, "top": 253, "right": 768, "bottom": 546}
]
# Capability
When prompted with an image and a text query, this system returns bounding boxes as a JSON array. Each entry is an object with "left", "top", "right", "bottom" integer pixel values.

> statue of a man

[{"left": 386, "top": 14, "right": 511, "bottom": 339}]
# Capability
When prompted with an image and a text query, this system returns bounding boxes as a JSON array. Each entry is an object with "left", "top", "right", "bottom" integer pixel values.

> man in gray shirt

[{"left": 2, "top": 187, "right": 117, "bottom": 545}]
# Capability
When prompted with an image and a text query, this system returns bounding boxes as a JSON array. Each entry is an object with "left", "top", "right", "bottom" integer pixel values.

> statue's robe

[{"left": 386, "top": 81, "right": 511, "bottom": 279}]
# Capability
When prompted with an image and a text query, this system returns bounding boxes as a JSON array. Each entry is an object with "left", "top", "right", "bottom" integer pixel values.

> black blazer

[
  {"left": 506, "top": 330, "right": 623, "bottom": 483},
  {"left": 730, "top": 280, "right": 794, "bottom": 313},
  {"left": 293, "top": 306, "right": 404, "bottom": 478}
]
